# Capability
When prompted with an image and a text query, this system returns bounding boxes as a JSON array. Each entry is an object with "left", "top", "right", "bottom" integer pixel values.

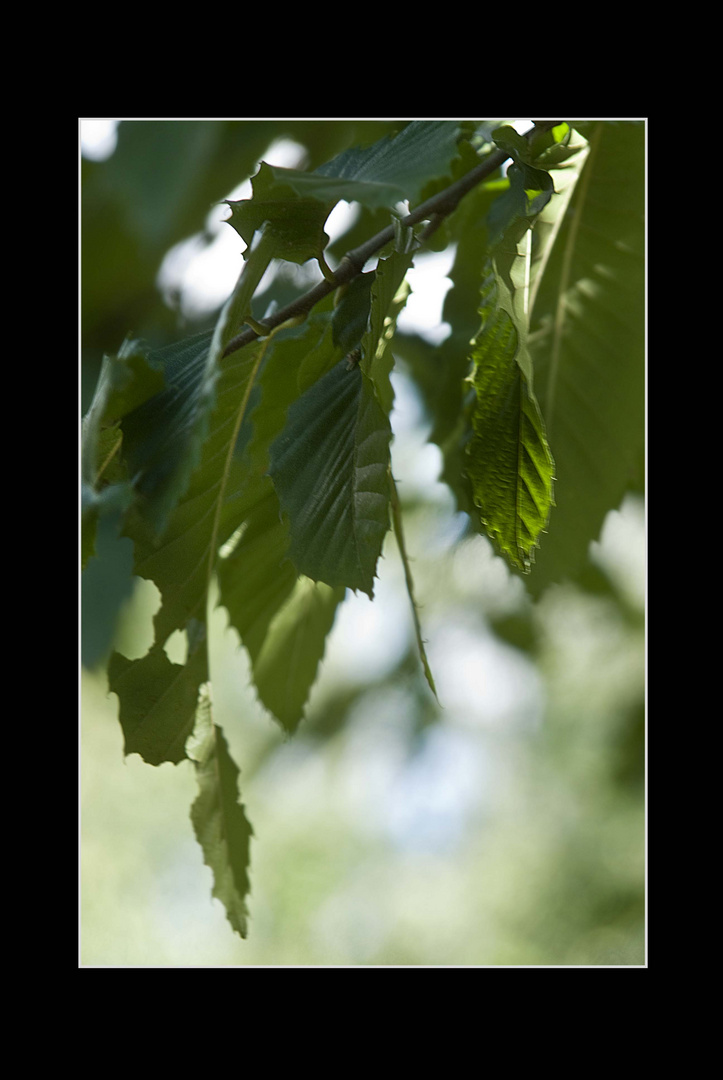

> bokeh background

[{"left": 80, "top": 120, "right": 645, "bottom": 967}]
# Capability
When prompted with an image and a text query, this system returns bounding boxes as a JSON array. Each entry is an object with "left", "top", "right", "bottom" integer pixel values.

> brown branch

[{"left": 222, "top": 121, "right": 559, "bottom": 360}]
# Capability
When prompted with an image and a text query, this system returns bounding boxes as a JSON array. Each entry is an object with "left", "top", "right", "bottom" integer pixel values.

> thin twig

[{"left": 221, "top": 121, "right": 558, "bottom": 360}]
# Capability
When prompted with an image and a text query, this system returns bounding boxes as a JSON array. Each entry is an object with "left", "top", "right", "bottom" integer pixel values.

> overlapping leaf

[
  {"left": 267, "top": 252, "right": 412, "bottom": 597},
  {"left": 99, "top": 236, "right": 294, "bottom": 937},
  {"left": 106, "top": 241, "right": 279, "bottom": 763},
  {"left": 225, "top": 121, "right": 468, "bottom": 258},
  {"left": 86, "top": 119, "right": 610, "bottom": 945},
  {"left": 217, "top": 311, "right": 347, "bottom": 732},
  {"left": 525, "top": 121, "right": 645, "bottom": 590},
  {"left": 268, "top": 359, "right": 390, "bottom": 596},
  {"left": 464, "top": 127, "right": 558, "bottom": 572}
]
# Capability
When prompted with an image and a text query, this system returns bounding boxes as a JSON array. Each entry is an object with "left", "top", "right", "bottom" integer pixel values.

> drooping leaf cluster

[{"left": 81, "top": 119, "right": 645, "bottom": 938}]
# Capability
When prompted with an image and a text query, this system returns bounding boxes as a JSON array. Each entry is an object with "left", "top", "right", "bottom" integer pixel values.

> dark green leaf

[
  {"left": 314, "top": 120, "right": 466, "bottom": 208},
  {"left": 332, "top": 272, "right": 374, "bottom": 353},
  {"left": 108, "top": 625, "right": 207, "bottom": 765},
  {"left": 217, "top": 313, "right": 347, "bottom": 731},
  {"left": 106, "top": 240, "right": 276, "bottom": 767},
  {"left": 267, "top": 248, "right": 412, "bottom": 597},
  {"left": 225, "top": 163, "right": 333, "bottom": 264},
  {"left": 81, "top": 505, "right": 135, "bottom": 668},
  {"left": 118, "top": 234, "right": 275, "bottom": 536},
  {"left": 225, "top": 121, "right": 468, "bottom": 257},
  {"left": 269, "top": 359, "right": 391, "bottom": 597}
]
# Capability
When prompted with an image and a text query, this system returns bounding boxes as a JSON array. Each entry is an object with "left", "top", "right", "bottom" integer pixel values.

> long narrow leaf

[
  {"left": 217, "top": 312, "right": 347, "bottom": 731},
  {"left": 464, "top": 137, "right": 556, "bottom": 572},
  {"left": 269, "top": 359, "right": 391, "bottom": 596},
  {"left": 187, "top": 688, "right": 253, "bottom": 939},
  {"left": 526, "top": 121, "right": 645, "bottom": 590},
  {"left": 466, "top": 266, "right": 555, "bottom": 571},
  {"left": 108, "top": 236, "right": 277, "bottom": 765}
]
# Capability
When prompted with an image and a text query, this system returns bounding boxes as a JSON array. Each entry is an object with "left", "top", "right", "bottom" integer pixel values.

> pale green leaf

[
  {"left": 526, "top": 121, "right": 645, "bottom": 590},
  {"left": 188, "top": 691, "right": 253, "bottom": 939},
  {"left": 251, "top": 577, "right": 345, "bottom": 732}
]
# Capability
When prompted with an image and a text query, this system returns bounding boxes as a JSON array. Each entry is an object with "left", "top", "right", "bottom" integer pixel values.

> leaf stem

[{"left": 388, "top": 469, "right": 439, "bottom": 702}]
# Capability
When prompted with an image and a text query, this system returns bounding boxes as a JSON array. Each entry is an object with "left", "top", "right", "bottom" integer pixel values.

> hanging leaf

[
  {"left": 108, "top": 626, "right": 208, "bottom": 765},
  {"left": 188, "top": 687, "right": 253, "bottom": 939},
  {"left": 466, "top": 266, "right": 555, "bottom": 571},
  {"left": 268, "top": 359, "right": 391, "bottom": 596},
  {"left": 464, "top": 132, "right": 557, "bottom": 572},
  {"left": 250, "top": 576, "right": 344, "bottom": 731},
  {"left": 525, "top": 121, "right": 645, "bottom": 590},
  {"left": 104, "top": 234, "right": 280, "bottom": 766},
  {"left": 332, "top": 272, "right": 375, "bottom": 353},
  {"left": 217, "top": 312, "right": 347, "bottom": 731},
  {"left": 267, "top": 250, "right": 413, "bottom": 596}
]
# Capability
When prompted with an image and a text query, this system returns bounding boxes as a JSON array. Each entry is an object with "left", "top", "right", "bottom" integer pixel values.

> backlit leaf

[
  {"left": 463, "top": 138, "right": 557, "bottom": 570},
  {"left": 466, "top": 266, "right": 555, "bottom": 571}
]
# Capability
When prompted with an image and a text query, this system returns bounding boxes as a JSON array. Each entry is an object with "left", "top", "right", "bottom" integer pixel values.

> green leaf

[
  {"left": 462, "top": 128, "right": 586, "bottom": 572},
  {"left": 312, "top": 120, "right": 467, "bottom": 207},
  {"left": 360, "top": 250, "right": 413, "bottom": 414},
  {"left": 465, "top": 156, "right": 556, "bottom": 574},
  {"left": 527, "top": 126, "right": 591, "bottom": 317},
  {"left": 119, "top": 329, "right": 215, "bottom": 534},
  {"left": 107, "top": 241, "right": 278, "bottom": 766},
  {"left": 217, "top": 313, "right": 347, "bottom": 731},
  {"left": 225, "top": 121, "right": 468, "bottom": 257},
  {"left": 465, "top": 264, "right": 555, "bottom": 571},
  {"left": 119, "top": 234, "right": 276, "bottom": 536},
  {"left": 124, "top": 335, "right": 268, "bottom": 654},
  {"left": 225, "top": 163, "right": 333, "bottom": 265},
  {"left": 108, "top": 622, "right": 208, "bottom": 765},
  {"left": 268, "top": 359, "right": 391, "bottom": 596},
  {"left": 81, "top": 502, "right": 135, "bottom": 668},
  {"left": 250, "top": 576, "right": 344, "bottom": 732},
  {"left": 526, "top": 121, "right": 645, "bottom": 590},
  {"left": 393, "top": 178, "right": 506, "bottom": 519},
  {"left": 188, "top": 692, "right": 253, "bottom": 939},
  {"left": 332, "top": 272, "right": 374, "bottom": 354},
  {"left": 267, "top": 248, "right": 412, "bottom": 597},
  {"left": 81, "top": 337, "right": 166, "bottom": 562}
]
